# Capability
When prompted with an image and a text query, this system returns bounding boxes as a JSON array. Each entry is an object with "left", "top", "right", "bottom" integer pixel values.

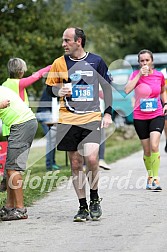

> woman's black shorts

[{"left": 133, "top": 116, "right": 165, "bottom": 140}]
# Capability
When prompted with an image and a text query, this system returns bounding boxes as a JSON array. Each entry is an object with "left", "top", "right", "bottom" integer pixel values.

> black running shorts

[
  {"left": 134, "top": 116, "right": 165, "bottom": 140},
  {"left": 56, "top": 121, "right": 101, "bottom": 151}
]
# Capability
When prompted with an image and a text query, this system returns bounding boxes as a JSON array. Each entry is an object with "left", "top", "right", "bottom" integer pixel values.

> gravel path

[{"left": 1, "top": 135, "right": 167, "bottom": 252}]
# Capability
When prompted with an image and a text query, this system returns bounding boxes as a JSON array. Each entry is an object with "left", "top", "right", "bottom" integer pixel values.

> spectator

[
  {"left": 99, "top": 89, "right": 111, "bottom": 170},
  {"left": 99, "top": 128, "right": 111, "bottom": 170},
  {"left": 0, "top": 86, "right": 37, "bottom": 221},
  {"left": 0, "top": 58, "right": 51, "bottom": 192}
]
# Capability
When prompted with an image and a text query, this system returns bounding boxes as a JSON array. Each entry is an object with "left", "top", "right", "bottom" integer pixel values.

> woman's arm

[
  {"left": 161, "top": 85, "right": 167, "bottom": 103},
  {"left": 160, "top": 85, "right": 167, "bottom": 114},
  {"left": 125, "top": 66, "right": 150, "bottom": 94},
  {"left": 19, "top": 65, "right": 51, "bottom": 88},
  {"left": 124, "top": 71, "right": 141, "bottom": 94}
]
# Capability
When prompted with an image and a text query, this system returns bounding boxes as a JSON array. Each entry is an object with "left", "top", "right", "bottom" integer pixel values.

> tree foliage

[
  {"left": 0, "top": 0, "right": 67, "bottom": 96},
  {"left": 0, "top": 0, "right": 167, "bottom": 96},
  {"left": 92, "top": 0, "right": 167, "bottom": 63}
]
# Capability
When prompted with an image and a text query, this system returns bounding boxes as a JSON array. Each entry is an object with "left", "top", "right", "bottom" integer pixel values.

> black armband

[{"left": 104, "top": 106, "right": 112, "bottom": 116}]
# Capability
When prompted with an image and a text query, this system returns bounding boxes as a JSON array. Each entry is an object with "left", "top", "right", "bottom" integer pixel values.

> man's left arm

[
  {"left": 101, "top": 82, "right": 113, "bottom": 128},
  {"left": 98, "top": 59, "right": 113, "bottom": 128}
]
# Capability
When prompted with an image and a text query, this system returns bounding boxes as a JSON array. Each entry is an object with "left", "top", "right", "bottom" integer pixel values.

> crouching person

[{"left": 0, "top": 86, "right": 38, "bottom": 221}]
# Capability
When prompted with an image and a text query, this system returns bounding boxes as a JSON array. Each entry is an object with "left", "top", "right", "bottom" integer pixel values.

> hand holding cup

[
  {"left": 64, "top": 83, "right": 72, "bottom": 97},
  {"left": 141, "top": 65, "right": 149, "bottom": 76},
  {"left": 58, "top": 83, "right": 72, "bottom": 97}
]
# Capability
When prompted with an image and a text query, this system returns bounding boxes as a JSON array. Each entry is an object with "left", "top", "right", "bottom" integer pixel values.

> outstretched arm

[
  {"left": 19, "top": 65, "right": 51, "bottom": 100},
  {"left": 19, "top": 65, "right": 51, "bottom": 88}
]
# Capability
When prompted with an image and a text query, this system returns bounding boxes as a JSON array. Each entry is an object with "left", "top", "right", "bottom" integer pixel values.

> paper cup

[
  {"left": 64, "top": 82, "right": 72, "bottom": 92},
  {"left": 144, "top": 65, "right": 149, "bottom": 76}
]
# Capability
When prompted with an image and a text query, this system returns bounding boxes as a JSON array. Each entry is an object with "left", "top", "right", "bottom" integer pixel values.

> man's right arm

[{"left": 46, "top": 85, "right": 72, "bottom": 97}]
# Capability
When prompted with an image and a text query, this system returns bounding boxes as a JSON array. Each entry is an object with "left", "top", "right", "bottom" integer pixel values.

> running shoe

[
  {"left": 99, "top": 159, "right": 111, "bottom": 170},
  {"left": 0, "top": 206, "right": 13, "bottom": 219},
  {"left": 152, "top": 179, "right": 162, "bottom": 191},
  {"left": 146, "top": 178, "right": 153, "bottom": 190},
  {"left": 73, "top": 206, "right": 89, "bottom": 222},
  {"left": 89, "top": 198, "right": 102, "bottom": 221},
  {"left": 52, "top": 164, "right": 61, "bottom": 170},
  {"left": 1, "top": 208, "right": 28, "bottom": 221}
]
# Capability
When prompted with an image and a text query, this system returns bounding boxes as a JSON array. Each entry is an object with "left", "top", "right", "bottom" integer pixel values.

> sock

[
  {"left": 79, "top": 198, "right": 88, "bottom": 209},
  {"left": 90, "top": 189, "right": 98, "bottom": 201},
  {"left": 151, "top": 152, "right": 160, "bottom": 179},
  {"left": 143, "top": 155, "right": 153, "bottom": 177}
]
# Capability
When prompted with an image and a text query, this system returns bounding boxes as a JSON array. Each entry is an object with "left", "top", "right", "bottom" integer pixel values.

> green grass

[
  {"left": 0, "top": 128, "right": 141, "bottom": 208},
  {"left": 105, "top": 137, "right": 141, "bottom": 163}
]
